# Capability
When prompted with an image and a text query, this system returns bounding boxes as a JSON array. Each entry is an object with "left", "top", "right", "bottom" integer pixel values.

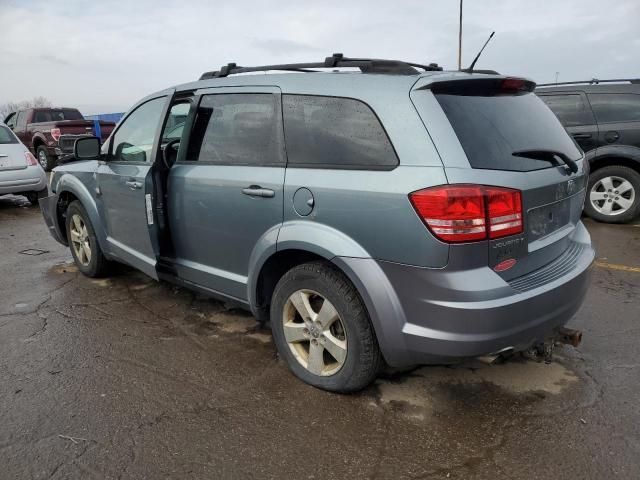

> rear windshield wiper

[{"left": 512, "top": 149, "right": 579, "bottom": 173}]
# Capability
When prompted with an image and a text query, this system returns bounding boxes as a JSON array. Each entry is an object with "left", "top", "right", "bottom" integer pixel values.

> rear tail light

[
  {"left": 50, "top": 128, "right": 61, "bottom": 141},
  {"left": 409, "top": 185, "right": 523, "bottom": 243},
  {"left": 25, "top": 152, "right": 38, "bottom": 166}
]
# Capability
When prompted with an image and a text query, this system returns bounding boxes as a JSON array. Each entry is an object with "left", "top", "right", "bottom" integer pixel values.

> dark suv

[{"left": 537, "top": 79, "right": 640, "bottom": 223}]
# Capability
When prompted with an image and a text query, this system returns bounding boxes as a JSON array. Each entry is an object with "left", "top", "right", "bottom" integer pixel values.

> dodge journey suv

[{"left": 40, "top": 54, "right": 594, "bottom": 392}]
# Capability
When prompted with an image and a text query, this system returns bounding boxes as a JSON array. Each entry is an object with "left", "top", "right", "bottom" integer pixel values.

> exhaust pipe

[{"left": 556, "top": 327, "right": 583, "bottom": 348}]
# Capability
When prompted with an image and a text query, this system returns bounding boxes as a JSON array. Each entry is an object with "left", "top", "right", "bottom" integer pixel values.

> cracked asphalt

[{"left": 1, "top": 194, "right": 639, "bottom": 479}]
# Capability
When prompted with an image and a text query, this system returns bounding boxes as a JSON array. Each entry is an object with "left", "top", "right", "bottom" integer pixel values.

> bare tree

[{"left": 0, "top": 97, "right": 53, "bottom": 120}]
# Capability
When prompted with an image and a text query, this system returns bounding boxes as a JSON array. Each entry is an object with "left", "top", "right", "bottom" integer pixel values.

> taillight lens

[
  {"left": 25, "top": 152, "right": 38, "bottom": 166},
  {"left": 409, "top": 185, "right": 523, "bottom": 243},
  {"left": 50, "top": 128, "right": 61, "bottom": 141}
]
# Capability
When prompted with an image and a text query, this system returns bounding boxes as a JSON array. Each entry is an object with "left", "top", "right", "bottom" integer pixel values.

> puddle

[{"left": 372, "top": 358, "right": 579, "bottom": 421}]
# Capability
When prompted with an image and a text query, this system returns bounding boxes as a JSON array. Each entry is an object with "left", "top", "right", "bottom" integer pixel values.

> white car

[{"left": 0, "top": 122, "right": 48, "bottom": 204}]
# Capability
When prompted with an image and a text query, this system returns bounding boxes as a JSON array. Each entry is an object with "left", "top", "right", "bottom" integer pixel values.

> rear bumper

[
  {"left": 39, "top": 193, "right": 67, "bottom": 245},
  {"left": 0, "top": 167, "right": 48, "bottom": 195},
  {"left": 336, "top": 221, "right": 595, "bottom": 367}
]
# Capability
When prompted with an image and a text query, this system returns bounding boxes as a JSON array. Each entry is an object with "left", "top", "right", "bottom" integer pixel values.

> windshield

[
  {"left": 0, "top": 126, "right": 18, "bottom": 144},
  {"left": 33, "top": 109, "right": 84, "bottom": 123},
  {"left": 436, "top": 92, "right": 582, "bottom": 172}
]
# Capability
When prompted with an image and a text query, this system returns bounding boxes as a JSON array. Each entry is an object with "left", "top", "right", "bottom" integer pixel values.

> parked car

[
  {"left": 0, "top": 122, "right": 47, "bottom": 204},
  {"left": 39, "top": 55, "right": 594, "bottom": 392},
  {"left": 537, "top": 79, "right": 640, "bottom": 223},
  {"left": 4, "top": 107, "right": 115, "bottom": 171}
]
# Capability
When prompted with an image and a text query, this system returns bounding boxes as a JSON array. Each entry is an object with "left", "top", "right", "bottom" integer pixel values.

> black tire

[
  {"left": 36, "top": 146, "right": 56, "bottom": 171},
  {"left": 65, "top": 200, "right": 111, "bottom": 277},
  {"left": 270, "top": 261, "right": 382, "bottom": 392},
  {"left": 24, "top": 188, "right": 48, "bottom": 206},
  {"left": 583, "top": 165, "right": 640, "bottom": 223}
]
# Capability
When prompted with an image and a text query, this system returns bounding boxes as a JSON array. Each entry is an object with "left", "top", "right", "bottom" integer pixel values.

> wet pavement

[{"left": 1, "top": 194, "right": 639, "bottom": 479}]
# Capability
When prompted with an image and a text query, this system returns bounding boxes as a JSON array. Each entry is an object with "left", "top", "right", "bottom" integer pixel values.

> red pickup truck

[{"left": 4, "top": 108, "right": 115, "bottom": 170}]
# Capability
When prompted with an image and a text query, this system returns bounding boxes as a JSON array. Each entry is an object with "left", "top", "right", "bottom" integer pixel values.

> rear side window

[
  {"left": 539, "top": 94, "right": 595, "bottom": 126},
  {"left": 588, "top": 94, "right": 640, "bottom": 123},
  {"left": 187, "top": 93, "right": 283, "bottom": 166},
  {"left": 33, "top": 109, "right": 83, "bottom": 122},
  {"left": 436, "top": 92, "right": 582, "bottom": 172},
  {"left": 282, "top": 95, "right": 398, "bottom": 169},
  {"left": 0, "top": 126, "right": 18, "bottom": 144}
]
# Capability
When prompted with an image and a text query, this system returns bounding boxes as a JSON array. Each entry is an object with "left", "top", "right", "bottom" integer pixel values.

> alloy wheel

[
  {"left": 37, "top": 150, "right": 48, "bottom": 169},
  {"left": 282, "top": 289, "right": 347, "bottom": 377},
  {"left": 589, "top": 176, "right": 635, "bottom": 216},
  {"left": 69, "top": 214, "right": 91, "bottom": 266}
]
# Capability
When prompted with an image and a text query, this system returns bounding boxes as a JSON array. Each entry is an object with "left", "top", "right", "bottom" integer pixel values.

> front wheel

[
  {"left": 584, "top": 166, "right": 640, "bottom": 223},
  {"left": 270, "top": 261, "right": 382, "bottom": 392},
  {"left": 65, "top": 200, "right": 111, "bottom": 277}
]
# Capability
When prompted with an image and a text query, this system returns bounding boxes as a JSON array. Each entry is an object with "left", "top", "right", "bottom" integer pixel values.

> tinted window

[
  {"left": 188, "top": 93, "right": 283, "bottom": 166},
  {"left": 33, "top": 109, "right": 83, "bottom": 123},
  {"left": 436, "top": 92, "right": 582, "bottom": 172},
  {"left": 0, "top": 126, "right": 18, "bottom": 144},
  {"left": 588, "top": 94, "right": 640, "bottom": 123},
  {"left": 539, "top": 94, "right": 595, "bottom": 126},
  {"left": 111, "top": 97, "right": 166, "bottom": 163},
  {"left": 282, "top": 95, "right": 397, "bottom": 169}
]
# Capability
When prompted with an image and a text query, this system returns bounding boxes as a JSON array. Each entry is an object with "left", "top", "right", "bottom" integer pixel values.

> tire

[
  {"left": 25, "top": 188, "right": 48, "bottom": 206},
  {"left": 65, "top": 200, "right": 111, "bottom": 277},
  {"left": 270, "top": 261, "right": 382, "bottom": 392},
  {"left": 583, "top": 165, "right": 640, "bottom": 223},
  {"left": 36, "top": 146, "right": 56, "bottom": 171}
]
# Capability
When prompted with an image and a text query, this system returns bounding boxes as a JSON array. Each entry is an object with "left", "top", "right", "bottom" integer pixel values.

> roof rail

[
  {"left": 199, "top": 53, "right": 443, "bottom": 80},
  {"left": 537, "top": 78, "right": 640, "bottom": 87}
]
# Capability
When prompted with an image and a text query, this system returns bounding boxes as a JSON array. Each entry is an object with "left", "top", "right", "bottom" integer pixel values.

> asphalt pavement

[{"left": 1, "top": 194, "right": 639, "bottom": 479}]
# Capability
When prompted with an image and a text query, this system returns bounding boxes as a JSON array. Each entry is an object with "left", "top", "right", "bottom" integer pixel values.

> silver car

[
  {"left": 39, "top": 55, "right": 595, "bottom": 392},
  {"left": 0, "top": 122, "right": 48, "bottom": 204}
]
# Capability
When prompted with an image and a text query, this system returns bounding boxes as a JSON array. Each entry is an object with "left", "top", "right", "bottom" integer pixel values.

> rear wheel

[
  {"left": 584, "top": 166, "right": 640, "bottom": 223},
  {"left": 36, "top": 146, "right": 56, "bottom": 171},
  {"left": 270, "top": 261, "right": 382, "bottom": 392},
  {"left": 65, "top": 200, "right": 111, "bottom": 277}
]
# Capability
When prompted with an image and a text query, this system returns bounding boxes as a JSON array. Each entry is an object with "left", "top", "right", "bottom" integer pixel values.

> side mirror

[{"left": 74, "top": 136, "right": 101, "bottom": 160}]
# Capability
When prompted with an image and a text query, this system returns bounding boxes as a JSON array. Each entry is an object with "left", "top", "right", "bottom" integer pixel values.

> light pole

[{"left": 458, "top": 0, "right": 463, "bottom": 70}]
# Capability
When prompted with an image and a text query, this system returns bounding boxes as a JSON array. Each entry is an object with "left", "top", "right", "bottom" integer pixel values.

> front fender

[{"left": 56, "top": 174, "right": 108, "bottom": 252}]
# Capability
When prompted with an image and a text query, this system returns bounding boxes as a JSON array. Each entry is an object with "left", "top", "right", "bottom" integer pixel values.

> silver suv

[{"left": 40, "top": 55, "right": 595, "bottom": 392}]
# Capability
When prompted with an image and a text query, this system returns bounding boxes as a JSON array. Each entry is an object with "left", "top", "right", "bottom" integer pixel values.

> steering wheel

[{"left": 162, "top": 138, "right": 181, "bottom": 169}]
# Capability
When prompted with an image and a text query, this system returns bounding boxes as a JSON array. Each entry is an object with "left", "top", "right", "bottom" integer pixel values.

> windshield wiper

[{"left": 512, "top": 149, "right": 579, "bottom": 174}]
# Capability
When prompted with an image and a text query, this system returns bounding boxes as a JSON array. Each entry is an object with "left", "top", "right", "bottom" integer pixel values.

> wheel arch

[
  {"left": 55, "top": 176, "right": 108, "bottom": 251},
  {"left": 587, "top": 145, "right": 640, "bottom": 175}
]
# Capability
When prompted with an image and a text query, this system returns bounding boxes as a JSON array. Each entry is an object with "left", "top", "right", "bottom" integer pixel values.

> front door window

[{"left": 111, "top": 97, "right": 166, "bottom": 163}]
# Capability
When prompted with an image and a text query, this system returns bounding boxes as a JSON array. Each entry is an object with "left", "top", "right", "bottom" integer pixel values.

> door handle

[
  {"left": 571, "top": 133, "right": 592, "bottom": 139},
  {"left": 242, "top": 186, "right": 275, "bottom": 198},
  {"left": 125, "top": 180, "right": 142, "bottom": 190}
]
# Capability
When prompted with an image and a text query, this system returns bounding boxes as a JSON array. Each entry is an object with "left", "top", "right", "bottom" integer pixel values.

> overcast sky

[{"left": 1, "top": 0, "right": 639, "bottom": 115}]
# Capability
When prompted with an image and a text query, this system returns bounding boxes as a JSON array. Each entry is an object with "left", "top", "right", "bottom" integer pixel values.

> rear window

[
  {"left": 588, "top": 93, "right": 640, "bottom": 123},
  {"left": 0, "top": 126, "right": 18, "bottom": 144},
  {"left": 538, "top": 94, "right": 595, "bottom": 126},
  {"left": 436, "top": 92, "right": 582, "bottom": 171},
  {"left": 282, "top": 95, "right": 398, "bottom": 170},
  {"left": 33, "top": 109, "right": 83, "bottom": 123}
]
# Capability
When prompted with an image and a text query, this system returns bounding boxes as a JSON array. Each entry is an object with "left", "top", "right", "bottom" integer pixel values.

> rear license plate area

[{"left": 528, "top": 197, "right": 571, "bottom": 242}]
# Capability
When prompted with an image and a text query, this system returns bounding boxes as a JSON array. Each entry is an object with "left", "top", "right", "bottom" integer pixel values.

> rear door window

[
  {"left": 588, "top": 93, "right": 640, "bottom": 123},
  {"left": 282, "top": 95, "right": 398, "bottom": 170},
  {"left": 187, "top": 93, "right": 284, "bottom": 166},
  {"left": 435, "top": 92, "right": 582, "bottom": 171},
  {"left": 538, "top": 94, "right": 595, "bottom": 126}
]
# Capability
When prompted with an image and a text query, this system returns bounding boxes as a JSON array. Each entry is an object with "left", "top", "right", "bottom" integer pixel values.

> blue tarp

[{"left": 85, "top": 112, "right": 124, "bottom": 123}]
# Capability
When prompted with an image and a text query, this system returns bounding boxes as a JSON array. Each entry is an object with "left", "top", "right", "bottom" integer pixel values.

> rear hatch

[
  {"left": 411, "top": 77, "right": 587, "bottom": 280},
  {"left": 0, "top": 126, "right": 28, "bottom": 171}
]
